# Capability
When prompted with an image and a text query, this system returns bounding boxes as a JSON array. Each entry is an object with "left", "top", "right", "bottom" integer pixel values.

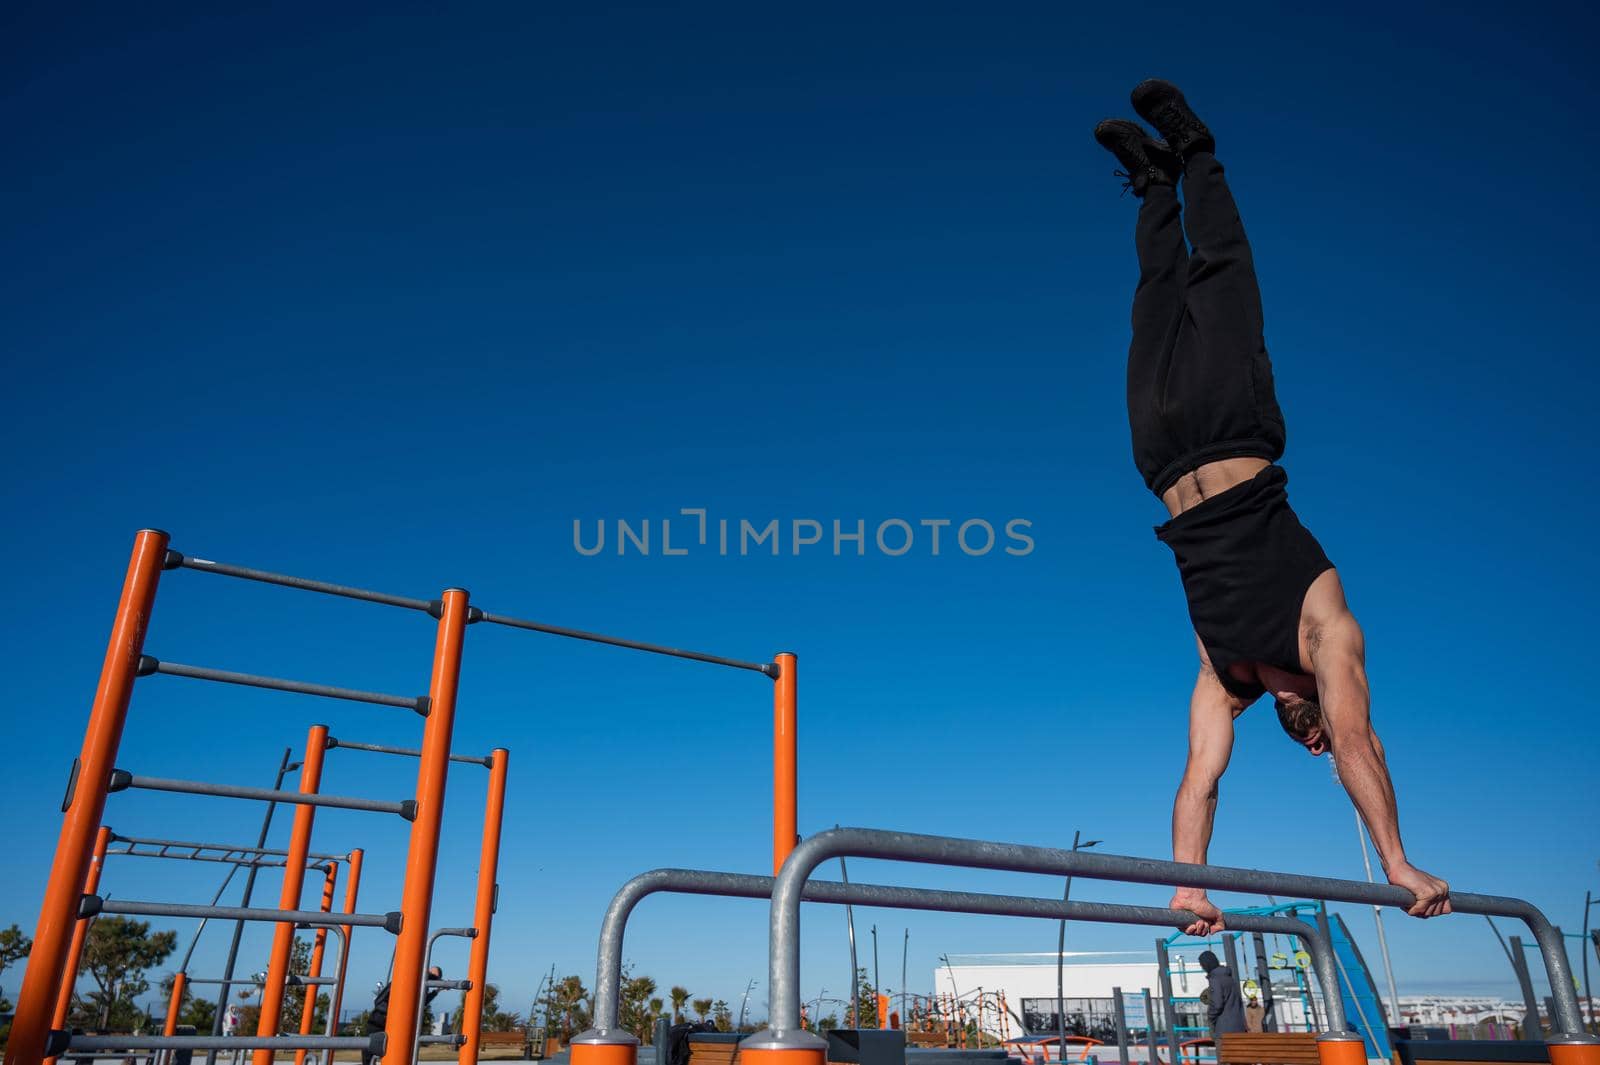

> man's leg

[
  {"left": 1177, "top": 152, "right": 1264, "bottom": 357},
  {"left": 1125, "top": 183, "right": 1190, "bottom": 490}
]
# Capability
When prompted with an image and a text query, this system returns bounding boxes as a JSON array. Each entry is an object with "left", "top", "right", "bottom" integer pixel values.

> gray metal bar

[
  {"left": 1252, "top": 932, "right": 1276, "bottom": 1032},
  {"left": 1143, "top": 989, "right": 1158, "bottom": 1063},
  {"left": 110, "top": 834, "right": 348, "bottom": 863},
  {"left": 87, "top": 896, "right": 400, "bottom": 932},
  {"left": 577, "top": 868, "right": 1333, "bottom": 1044},
  {"left": 428, "top": 979, "right": 472, "bottom": 990},
  {"left": 141, "top": 656, "right": 423, "bottom": 711},
  {"left": 1112, "top": 988, "right": 1129, "bottom": 1065},
  {"left": 326, "top": 737, "right": 491, "bottom": 767},
  {"left": 289, "top": 975, "right": 337, "bottom": 986},
  {"left": 1510, "top": 935, "right": 1546, "bottom": 1038},
  {"left": 418, "top": 1036, "right": 467, "bottom": 1047},
  {"left": 208, "top": 746, "right": 293, "bottom": 1063},
  {"left": 113, "top": 772, "right": 412, "bottom": 818},
  {"left": 1155, "top": 940, "right": 1179, "bottom": 1064},
  {"left": 67, "top": 1036, "right": 378, "bottom": 1052},
  {"left": 758, "top": 827, "right": 1591, "bottom": 1040},
  {"left": 476, "top": 610, "right": 775, "bottom": 676},
  {"left": 170, "top": 552, "right": 434, "bottom": 613}
]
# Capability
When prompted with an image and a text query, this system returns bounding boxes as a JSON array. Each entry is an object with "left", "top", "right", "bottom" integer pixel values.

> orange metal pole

[
  {"left": 294, "top": 863, "right": 339, "bottom": 1065},
  {"left": 772, "top": 652, "right": 797, "bottom": 876},
  {"left": 6, "top": 529, "right": 167, "bottom": 1065},
  {"left": 163, "top": 971, "right": 188, "bottom": 1037},
  {"left": 326, "top": 847, "right": 364, "bottom": 1065},
  {"left": 43, "top": 825, "right": 112, "bottom": 1065},
  {"left": 251, "top": 723, "right": 330, "bottom": 1065},
  {"left": 382, "top": 589, "right": 469, "bottom": 1065},
  {"left": 458, "top": 748, "right": 509, "bottom": 1065},
  {"left": 877, "top": 994, "right": 890, "bottom": 1031},
  {"left": 1314, "top": 1038, "right": 1366, "bottom": 1065}
]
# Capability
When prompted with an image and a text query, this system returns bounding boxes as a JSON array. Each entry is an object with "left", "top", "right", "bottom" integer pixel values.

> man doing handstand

[{"left": 1093, "top": 80, "right": 1451, "bottom": 935}]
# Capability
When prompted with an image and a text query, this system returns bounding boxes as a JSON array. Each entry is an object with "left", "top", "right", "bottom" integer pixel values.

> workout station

[{"left": 3, "top": 530, "right": 1596, "bottom": 1065}]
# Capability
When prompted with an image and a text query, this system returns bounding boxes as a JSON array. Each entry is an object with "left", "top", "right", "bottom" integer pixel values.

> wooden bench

[
  {"left": 1393, "top": 1041, "right": 1550, "bottom": 1065},
  {"left": 477, "top": 1030, "right": 533, "bottom": 1059},
  {"left": 689, "top": 1033, "right": 742, "bottom": 1065},
  {"left": 906, "top": 1033, "right": 949, "bottom": 1047},
  {"left": 1217, "top": 1032, "right": 1321, "bottom": 1065}
]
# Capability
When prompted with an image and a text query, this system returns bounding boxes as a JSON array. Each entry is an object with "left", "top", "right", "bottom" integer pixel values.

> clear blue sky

[{"left": 3, "top": 0, "right": 1596, "bottom": 1026}]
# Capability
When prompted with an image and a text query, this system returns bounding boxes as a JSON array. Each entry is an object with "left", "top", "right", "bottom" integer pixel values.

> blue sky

[{"left": 3, "top": 0, "right": 1596, "bottom": 1028}]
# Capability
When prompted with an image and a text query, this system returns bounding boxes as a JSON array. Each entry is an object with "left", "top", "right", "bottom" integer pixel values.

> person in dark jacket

[
  {"left": 1198, "top": 950, "right": 1246, "bottom": 1035},
  {"left": 361, "top": 966, "right": 443, "bottom": 1065}
]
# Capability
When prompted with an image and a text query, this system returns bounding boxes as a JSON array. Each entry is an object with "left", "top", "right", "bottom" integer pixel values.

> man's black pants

[{"left": 1126, "top": 152, "right": 1287, "bottom": 497}]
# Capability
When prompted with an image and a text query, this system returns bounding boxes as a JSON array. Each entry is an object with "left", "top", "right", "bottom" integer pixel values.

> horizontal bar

[
  {"left": 326, "top": 737, "right": 491, "bottom": 767},
  {"left": 289, "top": 974, "right": 336, "bottom": 986},
  {"left": 418, "top": 1036, "right": 467, "bottom": 1047},
  {"left": 170, "top": 551, "right": 434, "bottom": 613},
  {"left": 109, "top": 847, "right": 294, "bottom": 870},
  {"left": 84, "top": 895, "right": 402, "bottom": 934},
  {"left": 584, "top": 868, "right": 1331, "bottom": 1039},
  {"left": 771, "top": 828, "right": 1590, "bottom": 1040},
  {"left": 109, "top": 833, "right": 349, "bottom": 863},
  {"left": 139, "top": 656, "right": 424, "bottom": 712},
  {"left": 65, "top": 1035, "right": 381, "bottom": 1053},
  {"left": 428, "top": 979, "right": 472, "bottom": 990},
  {"left": 111, "top": 771, "right": 415, "bottom": 820},
  {"left": 476, "top": 609, "right": 775, "bottom": 676}
]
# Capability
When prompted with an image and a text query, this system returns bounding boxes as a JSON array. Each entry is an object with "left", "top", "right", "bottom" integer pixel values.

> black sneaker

[
  {"left": 1093, "top": 118, "right": 1178, "bottom": 197},
  {"left": 1130, "top": 79, "right": 1215, "bottom": 159}
]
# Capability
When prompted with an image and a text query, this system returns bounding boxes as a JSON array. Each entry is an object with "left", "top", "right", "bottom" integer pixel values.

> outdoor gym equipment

[
  {"left": 735, "top": 828, "right": 1598, "bottom": 1065},
  {"left": 569, "top": 867, "right": 1340, "bottom": 1065},
  {"left": 10, "top": 529, "right": 781, "bottom": 1065}
]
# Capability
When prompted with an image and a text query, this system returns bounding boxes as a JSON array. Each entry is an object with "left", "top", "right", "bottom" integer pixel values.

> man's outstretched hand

[
  {"left": 1170, "top": 889, "right": 1225, "bottom": 936},
  {"left": 1387, "top": 862, "right": 1451, "bottom": 918}
]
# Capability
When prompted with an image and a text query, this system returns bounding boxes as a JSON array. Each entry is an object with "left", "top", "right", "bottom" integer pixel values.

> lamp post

[
  {"left": 739, "top": 979, "right": 757, "bottom": 1031},
  {"left": 1056, "top": 833, "right": 1102, "bottom": 1061}
]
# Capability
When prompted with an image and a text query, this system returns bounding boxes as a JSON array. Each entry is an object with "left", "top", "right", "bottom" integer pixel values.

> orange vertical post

[
  {"left": 252, "top": 724, "right": 330, "bottom": 1065},
  {"left": 1314, "top": 1038, "right": 1366, "bottom": 1065},
  {"left": 294, "top": 863, "right": 339, "bottom": 1065},
  {"left": 43, "top": 825, "right": 113, "bottom": 1065},
  {"left": 6, "top": 529, "right": 167, "bottom": 1065},
  {"left": 326, "top": 848, "right": 364, "bottom": 1065},
  {"left": 458, "top": 748, "right": 509, "bottom": 1065},
  {"left": 382, "top": 589, "right": 469, "bottom": 1065},
  {"left": 772, "top": 652, "right": 797, "bottom": 876},
  {"left": 877, "top": 994, "right": 890, "bottom": 1030},
  {"left": 163, "top": 971, "right": 188, "bottom": 1037}
]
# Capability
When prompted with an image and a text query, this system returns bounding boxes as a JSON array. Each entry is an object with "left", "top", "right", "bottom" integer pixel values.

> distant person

[
  {"left": 362, "top": 966, "right": 443, "bottom": 1065},
  {"left": 1090, "top": 79, "right": 1451, "bottom": 935},
  {"left": 1198, "top": 951, "right": 1245, "bottom": 1036},
  {"left": 1243, "top": 988, "right": 1265, "bottom": 1033}
]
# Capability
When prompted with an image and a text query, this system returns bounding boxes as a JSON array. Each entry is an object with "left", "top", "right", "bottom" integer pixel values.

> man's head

[
  {"left": 1275, "top": 694, "right": 1327, "bottom": 756},
  {"left": 1198, "top": 950, "right": 1220, "bottom": 972},
  {"left": 428, "top": 966, "right": 442, "bottom": 980}
]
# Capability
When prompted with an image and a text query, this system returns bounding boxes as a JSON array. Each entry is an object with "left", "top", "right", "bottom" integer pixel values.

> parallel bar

[
  {"left": 67, "top": 1036, "right": 377, "bottom": 1052},
  {"left": 477, "top": 609, "right": 774, "bottom": 675},
  {"left": 108, "top": 847, "right": 294, "bottom": 870},
  {"left": 109, "top": 834, "right": 349, "bottom": 863},
  {"left": 113, "top": 773, "right": 411, "bottom": 818},
  {"left": 6, "top": 529, "right": 168, "bottom": 1065},
  {"left": 760, "top": 828, "right": 1592, "bottom": 1041},
  {"left": 578, "top": 868, "right": 1332, "bottom": 1040},
  {"left": 429, "top": 980, "right": 472, "bottom": 991},
  {"left": 170, "top": 552, "right": 434, "bottom": 613},
  {"left": 326, "top": 737, "right": 491, "bottom": 767},
  {"left": 141, "top": 657, "right": 422, "bottom": 711},
  {"left": 86, "top": 897, "right": 399, "bottom": 931}
]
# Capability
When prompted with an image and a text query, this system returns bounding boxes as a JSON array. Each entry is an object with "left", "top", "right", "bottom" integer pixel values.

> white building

[{"left": 932, "top": 952, "right": 1322, "bottom": 1043}]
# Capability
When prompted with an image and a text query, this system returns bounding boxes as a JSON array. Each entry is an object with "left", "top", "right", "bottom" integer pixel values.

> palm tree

[
  {"left": 692, "top": 999, "right": 713, "bottom": 1024},
  {"left": 670, "top": 987, "right": 691, "bottom": 1024}
]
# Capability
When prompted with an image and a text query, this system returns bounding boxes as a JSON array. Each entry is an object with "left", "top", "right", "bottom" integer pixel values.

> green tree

[
  {"left": 711, "top": 1000, "right": 732, "bottom": 1032},
  {"left": 157, "top": 973, "right": 217, "bottom": 1034},
  {"left": 669, "top": 986, "right": 691, "bottom": 1025},
  {"left": 691, "top": 999, "right": 713, "bottom": 1024},
  {"left": 452, "top": 983, "right": 525, "bottom": 1034},
  {"left": 69, "top": 917, "right": 177, "bottom": 1030},
  {"left": 619, "top": 973, "right": 659, "bottom": 1040},
  {"left": 534, "top": 975, "right": 592, "bottom": 1042}
]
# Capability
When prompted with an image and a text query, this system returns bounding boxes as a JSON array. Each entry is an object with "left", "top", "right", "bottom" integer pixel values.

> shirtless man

[{"left": 1093, "top": 80, "right": 1451, "bottom": 935}]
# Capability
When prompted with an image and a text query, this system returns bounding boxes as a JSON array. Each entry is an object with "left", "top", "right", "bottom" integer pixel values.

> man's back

[{"left": 1206, "top": 964, "right": 1247, "bottom": 1035}]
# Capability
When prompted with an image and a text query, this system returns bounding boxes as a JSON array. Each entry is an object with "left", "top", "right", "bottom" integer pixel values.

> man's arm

[
  {"left": 1169, "top": 644, "right": 1247, "bottom": 935},
  {"left": 1308, "top": 611, "right": 1451, "bottom": 918}
]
